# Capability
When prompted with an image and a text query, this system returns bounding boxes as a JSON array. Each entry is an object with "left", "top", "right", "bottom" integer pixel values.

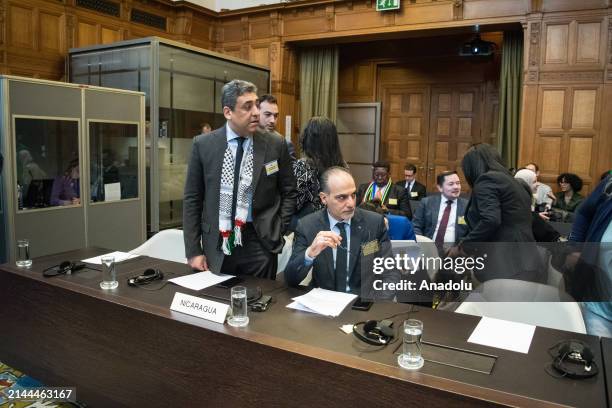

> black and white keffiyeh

[{"left": 219, "top": 141, "right": 254, "bottom": 255}]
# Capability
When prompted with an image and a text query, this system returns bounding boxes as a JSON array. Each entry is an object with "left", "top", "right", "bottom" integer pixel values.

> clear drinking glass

[
  {"left": 398, "top": 319, "right": 424, "bottom": 370},
  {"left": 228, "top": 286, "right": 249, "bottom": 327},
  {"left": 99, "top": 255, "right": 118, "bottom": 290},
  {"left": 16, "top": 239, "right": 32, "bottom": 268}
]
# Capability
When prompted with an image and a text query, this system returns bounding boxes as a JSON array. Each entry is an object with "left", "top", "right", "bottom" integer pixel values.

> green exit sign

[{"left": 377, "top": 0, "right": 400, "bottom": 11}]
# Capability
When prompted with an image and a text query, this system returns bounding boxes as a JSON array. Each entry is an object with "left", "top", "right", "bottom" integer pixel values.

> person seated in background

[
  {"left": 285, "top": 167, "right": 392, "bottom": 294},
  {"left": 357, "top": 160, "right": 412, "bottom": 219},
  {"left": 403, "top": 163, "right": 426, "bottom": 201},
  {"left": 514, "top": 168, "right": 560, "bottom": 242},
  {"left": 525, "top": 162, "right": 555, "bottom": 211},
  {"left": 50, "top": 159, "right": 80, "bottom": 206},
  {"left": 412, "top": 171, "right": 468, "bottom": 246},
  {"left": 553, "top": 172, "right": 584, "bottom": 217},
  {"left": 292, "top": 116, "right": 346, "bottom": 223},
  {"left": 198, "top": 122, "right": 212, "bottom": 137}
]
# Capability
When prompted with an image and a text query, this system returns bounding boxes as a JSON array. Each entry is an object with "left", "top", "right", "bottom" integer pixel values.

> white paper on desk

[
  {"left": 168, "top": 271, "right": 233, "bottom": 291},
  {"left": 286, "top": 301, "right": 318, "bottom": 314},
  {"left": 289, "top": 288, "right": 357, "bottom": 317},
  {"left": 104, "top": 182, "right": 121, "bottom": 201},
  {"left": 468, "top": 316, "right": 536, "bottom": 354},
  {"left": 82, "top": 251, "right": 139, "bottom": 265}
]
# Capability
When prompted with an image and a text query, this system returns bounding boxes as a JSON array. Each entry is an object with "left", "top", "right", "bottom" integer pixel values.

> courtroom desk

[
  {"left": 0, "top": 249, "right": 607, "bottom": 408},
  {"left": 603, "top": 337, "right": 612, "bottom": 407}
]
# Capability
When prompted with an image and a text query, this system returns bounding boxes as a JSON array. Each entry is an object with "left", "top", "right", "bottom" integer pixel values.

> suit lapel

[
  {"left": 250, "top": 131, "right": 268, "bottom": 191},
  {"left": 211, "top": 127, "right": 229, "bottom": 213},
  {"left": 430, "top": 198, "right": 441, "bottom": 236}
]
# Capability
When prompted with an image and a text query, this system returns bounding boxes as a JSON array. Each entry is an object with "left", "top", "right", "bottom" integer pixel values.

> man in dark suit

[
  {"left": 257, "top": 94, "right": 296, "bottom": 159},
  {"left": 412, "top": 171, "right": 468, "bottom": 245},
  {"left": 285, "top": 167, "right": 393, "bottom": 295},
  {"left": 404, "top": 163, "right": 427, "bottom": 201},
  {"left": 183, "top": 79, "right": 297, "bottom": 278},
  {"left": 357, "top": 160, "right": 412, "bottom": 219}
]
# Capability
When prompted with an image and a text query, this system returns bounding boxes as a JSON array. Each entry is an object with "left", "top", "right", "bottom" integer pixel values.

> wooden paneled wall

[{"left": 1, "top": 0, "right": 611, "bottom": 189}]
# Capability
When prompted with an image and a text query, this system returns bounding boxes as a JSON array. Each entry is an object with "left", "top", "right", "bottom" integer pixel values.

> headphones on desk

[
  {"left": 548, "top": 340, "right": 598, "bottom": 379},
  {"left": 43, "top": 261, "right": 86, "bottom": 277},
  {"left": 352, "top": 319, "right": 395, "bottom": 346}
]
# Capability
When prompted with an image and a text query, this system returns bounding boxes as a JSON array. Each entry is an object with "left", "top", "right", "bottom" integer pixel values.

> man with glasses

[{"left": 285, "top": 167, "right": 392, "bottom": 294}]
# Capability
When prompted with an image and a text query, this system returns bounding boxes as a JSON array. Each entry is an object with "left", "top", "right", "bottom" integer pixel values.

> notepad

[
  {"left": 468, "top": 316, "right": 536, "bottom": 354},
  {"left": 168, "top": 271, "right": 234, "bottom": 291}
]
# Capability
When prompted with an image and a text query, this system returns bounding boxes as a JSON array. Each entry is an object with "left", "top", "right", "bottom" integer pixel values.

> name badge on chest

[{"left": 265, "top": 160, "right": 279, "bottom": 176}]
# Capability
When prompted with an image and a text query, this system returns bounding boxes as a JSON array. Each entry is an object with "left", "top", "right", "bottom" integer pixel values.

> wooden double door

[{"left": 380, "top": 80, "right": 498, "bottom": 192}]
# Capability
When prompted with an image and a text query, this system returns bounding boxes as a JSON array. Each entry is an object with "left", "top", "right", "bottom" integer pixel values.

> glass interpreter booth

[
  {"left": 69, "top": 37, "right": 270, "bottom": 234},
  {"left": 0, "top": 76, "right": 146, "bottom": 263}
]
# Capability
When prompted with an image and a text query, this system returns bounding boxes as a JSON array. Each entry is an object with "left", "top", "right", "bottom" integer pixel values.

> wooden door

[
  {"left": 427, "top": 85, "right": 483, "bottom": 191},
  {"left": 380, "top": 85, "right": 430, "bottom": 187}
]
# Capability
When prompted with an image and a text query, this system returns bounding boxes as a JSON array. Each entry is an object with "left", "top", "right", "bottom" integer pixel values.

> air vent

[
  {"left": 131, "top": 9, "right": 167, "bottom": 31},
  {"left": 76, "top": 0, "right": 120, "bottom": 17}
]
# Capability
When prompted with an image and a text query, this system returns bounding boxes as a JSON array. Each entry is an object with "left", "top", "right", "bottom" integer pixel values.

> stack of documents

[
  {"left": 287, "top": 288, "right": 357, "bottom": 317},
  {"left": 168, "top": 271, "right": 233, "bottom": 291}
]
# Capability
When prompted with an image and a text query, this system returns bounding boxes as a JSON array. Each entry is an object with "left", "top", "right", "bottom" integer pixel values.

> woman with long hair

[
  {"left": 451, "top": 143, "right": 544, "bottom": 282},
  {"left": 293, "top": 116, "right": 346, "bottom": 218}
]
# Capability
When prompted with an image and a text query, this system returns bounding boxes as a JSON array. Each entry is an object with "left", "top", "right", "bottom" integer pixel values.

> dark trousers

[{"left": 220, "top": 223, "right": 277, "bottom": 279}]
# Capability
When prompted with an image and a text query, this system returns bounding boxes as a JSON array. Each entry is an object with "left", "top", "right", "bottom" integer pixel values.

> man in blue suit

[{"left": 412, "top": 171, "right": 468, "bottom": 246}]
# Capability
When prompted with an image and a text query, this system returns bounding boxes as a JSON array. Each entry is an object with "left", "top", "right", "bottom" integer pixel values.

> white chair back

[{"left": 130, "top": 229, "right": 187, "bottom": 264}]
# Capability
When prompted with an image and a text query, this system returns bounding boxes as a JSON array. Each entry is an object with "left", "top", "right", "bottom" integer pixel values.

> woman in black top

[
  {"left": 292, "top": 117, "right": 346, "bottom": 220},
  {"left": 450, "top": 144, "right": 544, "bottom": 283}
]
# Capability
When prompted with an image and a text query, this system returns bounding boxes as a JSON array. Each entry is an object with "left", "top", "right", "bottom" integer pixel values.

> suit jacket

[
  {"left": 460, "top": 171, "right": 543, "bottom": 283},
  {"left": 183, "top": 125, "right": 297, "bottom": 273},
  {"left": 357, "top": 182, "right": 412, "bottom": 219},
  {"left": 412, "top": 195, "right": 468, "bottom": 242},
  {"left": 285, "top": 208, "right": 393, "bottom": 296},
  {"left": 405, "top": 180, "right": 427, "bottom": 201}
]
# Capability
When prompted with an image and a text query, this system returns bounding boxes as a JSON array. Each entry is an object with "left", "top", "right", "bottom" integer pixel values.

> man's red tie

[{"left": 435, "top": 200, "right": 453, "bottom": 245}]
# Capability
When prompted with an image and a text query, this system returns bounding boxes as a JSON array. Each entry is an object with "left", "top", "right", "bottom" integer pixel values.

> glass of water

[
  {"left": 16, "top": 239, "right": 32, "bottom": 268},
  {"left": 99, "top": 255, "right": 118, "bottom": 290},
  {"left": 398, "top": 319, "right": 424, "bottom": 370},
  {"left": 228, "top": 286, "right": 249, "bottom": 327}
]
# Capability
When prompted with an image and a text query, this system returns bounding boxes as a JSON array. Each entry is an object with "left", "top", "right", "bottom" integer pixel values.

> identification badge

[
  {"left": 265, "top": 160, "right": 279, "bottom": 175},
  {"left": 458, "top": 216, "right": 466, "bottom": 225},
  {"left": 411, "top": 191, "right": 418, "bottom": 197},
  {"left": 388, "top": 198, "right": 398, "bottom": 205},
  {"left": 361, "top": 240, "right": 380, "bottom": 256}
]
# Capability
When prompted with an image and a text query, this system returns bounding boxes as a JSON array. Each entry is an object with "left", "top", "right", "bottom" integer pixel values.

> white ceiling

[{"left": 173, "top": 0, "right": 284, "bottom": 12}]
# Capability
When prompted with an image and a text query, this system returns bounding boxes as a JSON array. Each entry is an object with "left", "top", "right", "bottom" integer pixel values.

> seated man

[
  {"left": 412, "top": 171, "right": 468, "bottom": 245},
  {"left": 357, "top": 160, "right": 412, "bottom": 219},
  {"left": 404, "top": 163, "right": 427, "bottom": 201},
  {"left": 285, "top": 167, "right": 392, "bottom": 294}
]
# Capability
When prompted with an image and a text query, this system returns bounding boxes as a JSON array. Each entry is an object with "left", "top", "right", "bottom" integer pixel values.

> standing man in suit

[
  {"left": 404, "top": 163, "right": 427, "bottom": 201},
  {"left": 357, "top": 160, "right": 412, "bottom": 219},
  {"left": 258, "top": 94, "right": 296, "bottom": 159},
  {"left": 183, "top": 79, "right": 297, "bottom": 279},
  {"left": 285, "top": 167, "right": 393, "bottom": 295},
  {"left": 412, "top": 171, "right": 468, "bottom": 245}
]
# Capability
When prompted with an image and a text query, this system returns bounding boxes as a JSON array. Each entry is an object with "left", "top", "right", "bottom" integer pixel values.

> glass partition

[
  {"left": 89, "top": 122, "right": 139, "bottom": 202},
  {"left": 14, "top": 117, "right": 79, "bottom": 210}
]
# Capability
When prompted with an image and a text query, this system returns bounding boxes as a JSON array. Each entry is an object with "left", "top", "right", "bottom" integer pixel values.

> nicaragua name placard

[{"left": 170, "top": 292, "right": 229, "bottom": 324}]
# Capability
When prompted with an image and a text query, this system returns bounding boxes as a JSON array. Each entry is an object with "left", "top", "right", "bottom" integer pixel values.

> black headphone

[
  {"left": 352, "top": 319, "right": 395, "bottom": 346},
  {"left": 549, "top": 340, "right": 598, "bottom": 379},
  {"left": 127, "top": 269, "right": 164, "bottom": 286},
  {"left": 43, "top": 261, "right": 86, "bottom": 277}
]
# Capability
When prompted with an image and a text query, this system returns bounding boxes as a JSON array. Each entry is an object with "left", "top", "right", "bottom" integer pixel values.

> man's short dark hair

[
  {"left": 436, "top": 171, "right": 458, "bottom": 186},
  {"left": 526, "top": 162, "right": 539, "bottom": 172},
  {"left": 404, "top": 163, "right": 417, "bottom": 173},
  {"left": 320, "top": 166, "right": 353, "bottom": 194},
  {"left": 259, "top": 94, "right": 277, "bottom": 105},
  {"left": 373, "top": 160, "right": 390, "bottom": 172},
  {"left": 221, "top": 80, "right": 257, "bottom": 111}
]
